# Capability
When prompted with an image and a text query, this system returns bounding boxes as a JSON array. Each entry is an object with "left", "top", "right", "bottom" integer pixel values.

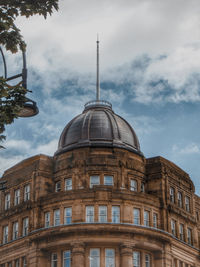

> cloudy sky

[{"left": 1, "top": 0, "right": 200, "bottom": 193}]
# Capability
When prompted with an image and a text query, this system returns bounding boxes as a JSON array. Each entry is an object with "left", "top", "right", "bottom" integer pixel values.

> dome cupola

[{"left": 55, "top": 100, "right": 142, "bottom": 156}]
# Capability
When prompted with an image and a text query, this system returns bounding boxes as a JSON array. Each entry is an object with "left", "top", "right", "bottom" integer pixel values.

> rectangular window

[
  {"left": 51, "top": 253, "right": 57, "bottom": 267},
  {"left": 63, "top": 251, "right": 71, "bottom": 267},
  {"left": 54, "top": 209, "right": 60, "bottom": 226},
  {"left": 15, "top": 259, "right": 19, "bottom": 267},
  {"left": 24, "top": 184, "right": 30, "bottom": 201},
  {"left": 145, "top": 254, "right": 150, "bottom": 267},
  {"left": 179, "top": 224, "right": 184, "bottom": 241},
  {"left": 90, "top": 176, "right": 100, "bottom": 188},
  {"left": 3, "top": 225, "right": 8, "bottom": 244},
  {"left": 133, "top": 208, "right": 140, "bottom": 225},
  {"left": 177, "top": 192, "right": 182, "bottom": 208},
  {"left": 65, "top": 178, "right": 72, "bottom": 191},
  {"left": 14, "top": 189, "right": 20, "bottom": 205},
  {"left": 153, "top": 213, "right": 158, "bottom": 228},
  {"left": 104, "top": 176, "right": 113, "bottom": 186},
  {"left": 22, "top": 257, "right": 27, "bottom": 267},
  {"left": 5, "top": 193, "right": 10, "bottom": 210},
  {"left": 8, "top": 263, "right": 12, "bottom": 267},
  {"left": 112, "top": 206, "right": 120, "bottom": 223},
  {"left": 55, "top": 181, "right": 61, "bottom": 192},
  {"left": 23, "top": 217, "right": 29, "bottom": 236},
  {"left": 133, "top": 251, "right": 140, "bottom": 267},
  {"left": 64, "top": 207, "right": 72, "bottom": 224},
  {"left": 171, "top": 219, "right": 176, "bottom": 236},
  {"left": 144, "top": 211, "right": 150, "bottom": 227},
  {"left": 99, "top": 206, "right": 107, "bottom": 223},
  {"left": 130, "top": 179, "right": 137, "bottom": 191},
  {"left": 170, "top": 187, "right": 175, "bottom": 203},
  {"left": 185, "top": 196, "right": 190, "bottom": 212},
  {"left": 86, "top": 206, "right": 94, "bottom": 223},
  {"left": 13, "top": 221, "right": 18, "bottom": 240},
  {"left": 90, "top": 249, "right": 100, "bottom": 267},
  {"left": 187, "top": 228, "right": 192, "bottom": 245},
  {"left": 105, "top": 249, "right": 115, "bottom": 267},
  {"left": 45, "top": 212, "right": 50, "bottom": 228}
]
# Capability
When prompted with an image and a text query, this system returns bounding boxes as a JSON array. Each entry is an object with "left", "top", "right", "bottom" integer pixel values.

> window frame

[
  {"left": 14, "top": 189, "right": 20, "bottom": 206},
  {"left": 130, "top": 179, "right": 138, "bottom": 192},
  {"left": 112, "top": 206, "right": 120, "bottom": 223},
  {"left": 104, "top": 175, "right": 114, "bottom": 186},
  {"left": 5, "top": 193, "right": 10, "bottom": 210},
  {"left": 177, "top": 191, "right": 183, "bottom": 208},
  {"left": 64, "top": 207, "right": 72, "bottom": 225},
  {"left": 90, "top": 176, "right": 100, "bottom": 188},
  {"left": 86, "top": 206, "right": 94, "bottom": 223},
  {"left": 24, "top": 184, "right": 30, "bottom": 202},
  {"left": 90, "top": 248, "right": 100, "bottom": 267},
  {"left": 63, "top": 250, "right": 71, "bottom": 267},
  {"left": 51, "top": 253, "right": 58, "bottom": 267},
  {"left": 13, "top": 221, "right": 18, "bottom": 240},
  {"left": 144, "top": 210, "right": 150, "bottom": 227},
  {"left": 105, "top": 248, "right": 115, "bottom": 267},
  {"left": 133, "top": 208, "right": 140, "bottom": 225},
  {"left": 22, "top": 217, "right": 29, "bottom": 236},
  {"left": 54, "top": 209, "right": 60, "bottom": 226},
  {"left": 99, "top": 206, "right": 107, "bottom": 223},
  {"left": 170, "top": 187, "right": 175, "bottom": 203},
  {"left": 133, "top": 251, "right": 140, "bottom": 267},
  {"left": 65, "top": 178, "right": 72, "bottom": 191}
]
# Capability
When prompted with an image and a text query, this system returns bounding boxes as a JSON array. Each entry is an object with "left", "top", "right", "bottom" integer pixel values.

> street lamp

[{"left": 0, "top": 46, "right": 39, "bottom": 117}]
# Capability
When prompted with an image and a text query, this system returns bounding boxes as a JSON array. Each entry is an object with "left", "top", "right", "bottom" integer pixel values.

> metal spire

[{"left": 96, "top": 35, "right": 100, "bottom": 101}]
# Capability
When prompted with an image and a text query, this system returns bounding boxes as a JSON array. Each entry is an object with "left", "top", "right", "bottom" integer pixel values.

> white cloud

[{"left": 172, "top": 143, "right": 200, "bottom": 155}]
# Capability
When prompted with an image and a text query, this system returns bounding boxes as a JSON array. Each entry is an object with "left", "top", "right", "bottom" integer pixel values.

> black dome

[{"left": 55, "top": 100, "right": 142, "bottom": 156}]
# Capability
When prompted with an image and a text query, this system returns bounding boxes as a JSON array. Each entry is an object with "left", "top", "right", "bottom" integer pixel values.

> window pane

[
  {"left": 24, "top": 184, "right": 30, "bottom": 201},
  {"left": 65, "top": 178, "right": 72, "bottom": 190},
  {"left": 65, "top": 208, "right": 72, "bottom": 224},
  {"left": 90, "top": 176, "right": 100, "bottom": 188},
  {"left": 144, "top": 211, "right": 150, "bottom": 226},
  {"left": 104, "top": 176, "right": 113, "bottom": 186},
  {"left": 14, "top": 189, "right": 20, "bottom": 205},
  {"left": 171, "top": 219, "right": 176, "bottom": 236},
  {"left": 99, "top": 206, "right": 107, "bottom": 223},
  {"left": 54, "top": 209, "right": 60, "bottom": 226},
  {"left": 145, "top": 254, "right": 150, "bottom": 267},
  {"left": 170, "top": 187, "right": 175, "bottom": 203},
  {"left": 55, "top": 181, "right": 61, "bottom": 192},
  {"left": 133, "top": 252, "right": 140, "bottom": 267},
  {"left": 51, "top": 253, "right": 57, "bottom": 267},
  {"left": 130, "top": 180, "right": 137, "bottom": 191},
  {"left": 112, "top": 206, "right": 120, "bottom": 223},
  {"left": 105, "top": 249, "right": 115, "bottom": 267},
  {"left": 133, "top": 209, "right": 140, "bottom": 225},
  {"left": 86, "top": 206, "right": 94, "bottom": 222},
  {"left": 23, "top": 217, "right": 29, "bottom": 236},
  {"left": 45, "top": 212, "right": 50, "bottom": 227},
  {"left": 63, "top": 251, "right": 71, "bottom": 267},
  {"left": 153, "top": 213, "right": 157, "bottom": 228},
  {"left": 90, "top": 249, "right": 100, "bottom": 267}
]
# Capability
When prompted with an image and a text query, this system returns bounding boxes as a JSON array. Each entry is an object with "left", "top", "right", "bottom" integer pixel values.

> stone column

[
  {"left": 72, "top": 242, "right": 85, "bottom": 267},
  {"left": 120, "top": 244, "right": 133, "bottom": 266}
]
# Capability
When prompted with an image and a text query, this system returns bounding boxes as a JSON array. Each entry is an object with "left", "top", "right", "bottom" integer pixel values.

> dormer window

[
  {"left": 65, "top": 178, "right": 72, "bottom": 191},
  {"left": 55, "top": 181, "right": 61, "bottom": 192},
  {"left": 5, "top": 193, "right": 10, "bottom": 210},
  {"left": 130, "top": 179, "right": 137, "bottom": 191},
  {"left": 24, "top": 184, "right": 30, "bottom": 201},
  {"left": 170, "top": 187, "right": 175, "bottom": 203},
  {"left": 104, "top": 175, "right": 113, "bottom": 186},
  {"left": 90, "top": 176, "right": 100, "bottom": 188}
]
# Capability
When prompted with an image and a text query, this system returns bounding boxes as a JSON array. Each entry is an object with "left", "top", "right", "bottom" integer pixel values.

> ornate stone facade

[{"left": 0, "top": 102, "right": 199, "bottom": 267}]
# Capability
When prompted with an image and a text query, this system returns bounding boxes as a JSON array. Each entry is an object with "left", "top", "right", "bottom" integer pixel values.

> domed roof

[{"left": 55, "top": 100, "right": 142, "bottom": 156}]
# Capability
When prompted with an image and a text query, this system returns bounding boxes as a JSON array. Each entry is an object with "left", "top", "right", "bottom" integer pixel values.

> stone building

[{"left": 0, "top": 99, "right": 200, "bottom": 267}]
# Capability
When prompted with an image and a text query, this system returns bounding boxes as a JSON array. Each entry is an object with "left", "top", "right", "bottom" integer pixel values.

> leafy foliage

[{"left": 0, "top": 0, "right": 58, "bottom": 145}]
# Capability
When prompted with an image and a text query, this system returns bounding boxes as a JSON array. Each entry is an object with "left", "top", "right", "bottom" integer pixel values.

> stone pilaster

[
  {"left": 71, "top": 242, "right": 85, "bottom": 267},
  {"left": 120, "top": 243, "right": 133, "bottom": 266}
]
